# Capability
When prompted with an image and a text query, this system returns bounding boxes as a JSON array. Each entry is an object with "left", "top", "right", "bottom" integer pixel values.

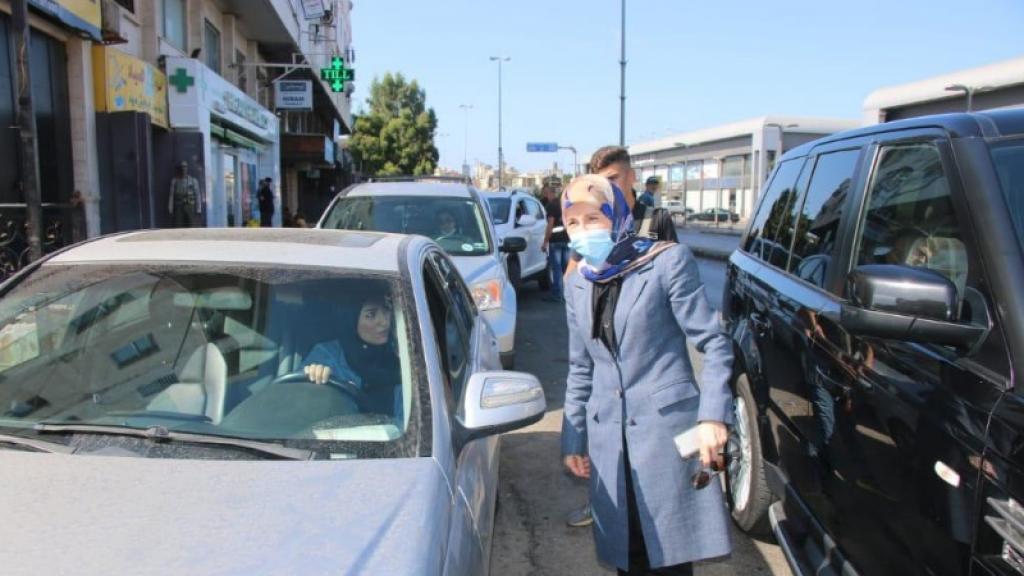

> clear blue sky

[{"left": 351, "top": 0, "right": 1024, "bottom": 173}]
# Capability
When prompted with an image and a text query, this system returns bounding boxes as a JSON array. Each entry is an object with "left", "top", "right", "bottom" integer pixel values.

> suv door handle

[
  {"left": 750, "top": 313, "right": 771, "bottom": 337},
  {"left": 815, "top": 365, "right": 851, "bottom": 396}
]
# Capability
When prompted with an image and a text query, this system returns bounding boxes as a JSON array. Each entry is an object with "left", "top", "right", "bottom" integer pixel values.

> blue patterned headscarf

[{"left": 562, "top": 175, "right": 675, "bottom": 284}]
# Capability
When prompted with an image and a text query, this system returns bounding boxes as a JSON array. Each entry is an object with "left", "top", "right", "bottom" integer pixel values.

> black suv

[{"left": 722, "top": 110, "right": 1024, "bottom": 576}]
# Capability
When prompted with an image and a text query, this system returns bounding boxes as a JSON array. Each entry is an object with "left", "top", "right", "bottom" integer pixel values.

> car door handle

[
  {"left": 750, "top": 313, "right": 771, "bottom": 337},
  {"left": 815, "top": 365, "right": 851, "bottom": 396}
]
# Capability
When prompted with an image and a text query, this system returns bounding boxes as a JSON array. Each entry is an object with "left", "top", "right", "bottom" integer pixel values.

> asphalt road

[{"left": 491, "top": 259, "right": 791, "bottom": 575}]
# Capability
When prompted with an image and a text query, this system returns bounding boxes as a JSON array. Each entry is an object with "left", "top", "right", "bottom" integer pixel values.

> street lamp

[
  {"left": 945, "top": 84, "right": 994, "bottom": 112},
  {"left": 619, "top": 0, "right": 626, "bottom": 146},
  {"left": 458, "top": 103, "right": 473, "bottom": 172},
  {"left": 489, "top": 56, "right": 510, "bottom": 190}
]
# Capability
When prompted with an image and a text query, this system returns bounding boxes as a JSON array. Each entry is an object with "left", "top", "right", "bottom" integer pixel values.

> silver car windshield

[
  {"left": 323, "top": 195, "right": 493, "bottom": 256},
  {"left": 0, "top": 263, "right": 424, "bottom": 460}
]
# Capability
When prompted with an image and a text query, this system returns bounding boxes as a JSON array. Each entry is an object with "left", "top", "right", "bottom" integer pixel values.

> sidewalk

[{"left": 675, "top": 226, "right": 741, "bottom": 261}]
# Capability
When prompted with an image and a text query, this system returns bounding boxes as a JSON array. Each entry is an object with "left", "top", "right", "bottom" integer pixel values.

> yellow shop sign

[
  {"left": 28, "top": 0, "right": 101, "bottom": 41},
  {"left": 93, "top": 47, "right": 168, "bottom": 128}
]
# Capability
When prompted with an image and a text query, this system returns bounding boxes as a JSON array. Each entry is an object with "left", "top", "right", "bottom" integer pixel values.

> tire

[
  {"left": 507, "top": 256, "right": 522, "bottom": 291},
  {"left": 537, "top": 267, "right": 552, "bottom": 291},
  {"left": 727, "top": 373, "right": 772, "bottom": 536}
]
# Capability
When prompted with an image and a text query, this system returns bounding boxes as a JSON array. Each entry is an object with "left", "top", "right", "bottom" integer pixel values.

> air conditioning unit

[{"left": 100, "top": 0, "right": 128, "bottom": 45}]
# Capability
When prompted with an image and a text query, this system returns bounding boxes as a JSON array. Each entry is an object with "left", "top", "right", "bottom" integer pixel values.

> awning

[
  {"left": 29, "top": 0, "right": 102, "bottom": 42},
  {"left": 211, "top": 121, "right": 265, "bottom": 151}
]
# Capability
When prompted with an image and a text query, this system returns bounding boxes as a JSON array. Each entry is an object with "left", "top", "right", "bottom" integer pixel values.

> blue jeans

[{"left": 548, "top": 242, "right": 569, "bottom": 297}]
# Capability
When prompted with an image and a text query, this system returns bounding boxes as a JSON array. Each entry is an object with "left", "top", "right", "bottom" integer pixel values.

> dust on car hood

[{"left": 0, "top": 451, "right": 451, "bottom": 576}]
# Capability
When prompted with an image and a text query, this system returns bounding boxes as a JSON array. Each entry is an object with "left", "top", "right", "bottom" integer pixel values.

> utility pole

[
  {"left": 10, "top": 0, "right": 42, "bottom": 262},
  {"left": 459, "top": 104, "right": 473, "bottom": 170},
  {"left": 490, "top": 56, "right": 510, "bottom": 190},
  {"left": 619, "top": 0, "right": 626, "bottom": 146}
]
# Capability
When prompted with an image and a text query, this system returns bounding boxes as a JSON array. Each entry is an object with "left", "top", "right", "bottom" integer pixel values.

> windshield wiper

[
  {"left": 33, "top": 423, "right": 315, "bottom": 461},
  {"left": 0, "top": 432, "right": 76, "bottom": 454}
]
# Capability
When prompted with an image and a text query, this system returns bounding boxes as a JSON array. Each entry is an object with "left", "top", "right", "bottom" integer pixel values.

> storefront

[
  {"left": 92, "top": 45, "right": 173, "bottom": 233},
  {"left": 166, "top": 56, "right": 279, "bottom": 227},
  {"left": 0, "top": 0, "right": 101, "bottom": 274}
]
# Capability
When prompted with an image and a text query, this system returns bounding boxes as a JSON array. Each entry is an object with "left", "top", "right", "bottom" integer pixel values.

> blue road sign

[{"left": 527, "top": 142, "right": 559, "bottom": 152}]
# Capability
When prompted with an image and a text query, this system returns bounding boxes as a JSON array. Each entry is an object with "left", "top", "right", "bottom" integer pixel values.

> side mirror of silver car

[{"left": 456, "top": 371, "right": 546, "bottom": 446}]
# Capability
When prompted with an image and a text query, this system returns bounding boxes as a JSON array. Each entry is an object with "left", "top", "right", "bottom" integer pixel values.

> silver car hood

[
  {"left": 0, "top": 451, "right": 451, "bottom": 576},
  {"left": 452, "top": 255, "right": 501, "bottom": 286}
]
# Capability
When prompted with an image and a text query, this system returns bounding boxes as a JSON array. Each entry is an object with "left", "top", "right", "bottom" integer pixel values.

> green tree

[{"left": 349, "top": 73, "right": 439, "bottom": 176}]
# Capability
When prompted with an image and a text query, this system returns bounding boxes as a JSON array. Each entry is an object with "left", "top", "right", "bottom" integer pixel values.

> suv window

[
  {"left": 745, "top": 159, "right": 804, "bottom": 264},
  {"left": 854, "top": 143, "right": 968, "bottom": 298},
  {"left": 423, "top": 256, "right": 471, "bottom": 415},
  {"left": 783, "top": 149, "right": 861, "bottom": 289}
]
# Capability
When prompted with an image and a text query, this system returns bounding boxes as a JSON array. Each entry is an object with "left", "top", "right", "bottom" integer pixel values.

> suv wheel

[
  {"left": 537, "top": 267, "right": 552, "bottom": 290},
  {"left": 727, "top": 373, "right": 772, "bottom": 535}
]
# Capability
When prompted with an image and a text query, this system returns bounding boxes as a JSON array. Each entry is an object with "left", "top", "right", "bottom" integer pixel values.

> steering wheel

[{"left": 271, "top": 371, "right": 367, "bottom": 410}]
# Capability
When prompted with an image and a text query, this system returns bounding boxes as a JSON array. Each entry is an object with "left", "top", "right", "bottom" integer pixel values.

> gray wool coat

[{"left": 561, "top": 244, "right": 734, "bottom": 569}]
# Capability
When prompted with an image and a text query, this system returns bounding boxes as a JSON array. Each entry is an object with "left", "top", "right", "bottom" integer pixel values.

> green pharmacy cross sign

[{"left": 320, "top": 57, "right": 354, "bottom": 93}]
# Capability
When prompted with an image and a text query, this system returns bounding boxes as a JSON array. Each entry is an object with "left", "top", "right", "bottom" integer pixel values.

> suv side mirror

[
  {"left": 455, "top": 371, "right": 546, "bottom": 447},
  {"left": 516, "top": 214, "right": 537, "bottom": 228},
  {"left": 500, "top": 236, "right": 527, "bottom": 253},
  {"left": 840, "top": 265, "right": 986, "bottom": 348}
]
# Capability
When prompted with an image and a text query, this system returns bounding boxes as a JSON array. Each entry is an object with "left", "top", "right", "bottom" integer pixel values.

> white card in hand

[{"left": 673, "top": 426, "right": 700, "bottom": 459}]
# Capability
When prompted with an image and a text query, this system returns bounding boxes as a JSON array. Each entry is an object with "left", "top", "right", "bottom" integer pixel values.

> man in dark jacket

[{"left": 258, "top": 178, "right": 275, "bottom": 227}]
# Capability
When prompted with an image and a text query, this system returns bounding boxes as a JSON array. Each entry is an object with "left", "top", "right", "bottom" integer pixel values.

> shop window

[
  {"left": 235, "top": 50, "right": 247, "bottom": 92},
  {"left": 163, "top": 0, "right": 186, "bottom": 51},
  {"left": 204, "top": 20, "right": 221, "bottom": 74}
]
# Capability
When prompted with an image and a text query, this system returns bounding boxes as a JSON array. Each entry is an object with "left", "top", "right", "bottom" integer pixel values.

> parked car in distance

[
  {"left": 319, "top": 181, "right": 522, "bottom": 368},
  {"left": 722, "top": 109, "right": 1024, "bottom": 576},
  {"left": 0, "top": 228, "right": 546, "bottom": 576},
  {"left": 688, "top": 208, "right": 740, "bottom": 223},
  {"left": 483, "top": 190, "right": 551, "bottom": 291},
  {"left": 661, "top": 199, "right": 693, "bottom": 220}
]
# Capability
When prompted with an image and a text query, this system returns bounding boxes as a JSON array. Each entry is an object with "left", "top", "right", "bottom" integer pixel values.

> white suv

[
  {"left": 319, "top": 181, "right": 523, "bottom": 368},
  {"left": 483, "top": 189, "right": 551, "bottom": 291}
]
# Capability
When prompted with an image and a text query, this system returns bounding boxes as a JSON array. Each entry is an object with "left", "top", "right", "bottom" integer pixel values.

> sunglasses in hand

[{"left": 690, "top": 448, "right": 740, "bottom": 490}]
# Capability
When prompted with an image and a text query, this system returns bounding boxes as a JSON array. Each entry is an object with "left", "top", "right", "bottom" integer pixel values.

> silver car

[
  {"left": 0, "top": 229, "right": 545, "bottom": 575},
  {"left": 319, "top": 181, "right": 524, "bottom": 368}
]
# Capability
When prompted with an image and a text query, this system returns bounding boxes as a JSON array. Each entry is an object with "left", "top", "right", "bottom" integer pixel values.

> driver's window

[
  {"left": 526, "top": 199, "right": 544, "bottom": 220},
  {"left": 515, "top": 201, "right": 528, "bottom": 226},
  {"left": 854, "top": 143, "right": 968, "bottom": 298},
  {"left": 423, "top": 257, "right": 470, "bottom": 416}
]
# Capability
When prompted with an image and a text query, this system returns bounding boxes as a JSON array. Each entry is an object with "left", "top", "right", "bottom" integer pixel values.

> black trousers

[
  {"left": 260, "top": 209, "right": 273, "bottom": 227},
  {"left": 618, "top": 437, "right": 694, "bottom": 576}
]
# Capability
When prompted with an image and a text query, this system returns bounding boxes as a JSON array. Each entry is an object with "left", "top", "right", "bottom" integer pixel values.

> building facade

[
  {"left": 0, "top": 0, "right": 104, "bottom": 265},
  {"left": 625, "top": 116, "right": 859, "bottom": 220},
  {"left": 863, "top": 56, "right": 1024, "bottom": 124},
  {"left": 0, "top": 0, "right": 354, "bottom": 259}
]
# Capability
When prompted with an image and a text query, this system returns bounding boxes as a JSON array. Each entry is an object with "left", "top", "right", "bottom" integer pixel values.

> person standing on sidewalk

[
  {"left": 560, "top": 174, "right": 733, "bottom": 575},
  {"left": 169, "top": 161, "right": 202, "bottom": 228},
  {"left": 564, "top": 146, "right": 679, "bottom": 528},
  {"left": 542, "top": 183, "right": 570, "bottom": 302},
  {"left": 638, "top": 176, "right": 659, "bottom": 208},
  {"left": 258, "top": 178, "right": 275, "bottom": 227}
]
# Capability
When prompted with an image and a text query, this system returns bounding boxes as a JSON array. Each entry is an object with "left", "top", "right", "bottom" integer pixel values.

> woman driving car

[{"left": 303, "top": 291, "right": 401, "bottom": 417}]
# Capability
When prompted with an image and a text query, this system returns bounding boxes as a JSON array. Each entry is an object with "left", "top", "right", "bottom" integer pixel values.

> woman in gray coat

[{"left": 560, "top": 175, "right": 734, "bottom": 575}]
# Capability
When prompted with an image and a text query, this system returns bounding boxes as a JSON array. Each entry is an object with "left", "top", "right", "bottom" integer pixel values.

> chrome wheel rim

[{"left": 727, "top": 395, "right": 753, "bottom": 512}]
